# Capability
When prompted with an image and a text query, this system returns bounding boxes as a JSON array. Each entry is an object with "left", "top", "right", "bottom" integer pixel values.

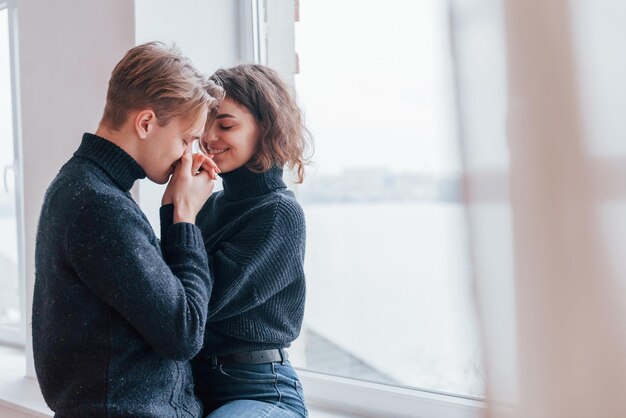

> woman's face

[{"left": 202, "top": 97, "right": 261, "bottom": 173}]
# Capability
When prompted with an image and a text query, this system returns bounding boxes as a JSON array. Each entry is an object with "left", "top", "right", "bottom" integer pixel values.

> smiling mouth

[{"left": 208, "top": 147, "right": 230, "bottom": 155}]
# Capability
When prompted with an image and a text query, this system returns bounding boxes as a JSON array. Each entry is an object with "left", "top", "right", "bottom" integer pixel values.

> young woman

[{"left": 161, "top": 64, "right": 312, "bottom": 417}]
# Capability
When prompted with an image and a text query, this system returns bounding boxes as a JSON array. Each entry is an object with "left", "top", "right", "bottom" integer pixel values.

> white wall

[{"left": 16, "top": 0, "right": 135, "bottom": 378}]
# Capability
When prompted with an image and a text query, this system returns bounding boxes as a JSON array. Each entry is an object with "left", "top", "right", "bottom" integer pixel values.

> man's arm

[{"left": 68, "top": 195, "right": 212, "bottom": 361}]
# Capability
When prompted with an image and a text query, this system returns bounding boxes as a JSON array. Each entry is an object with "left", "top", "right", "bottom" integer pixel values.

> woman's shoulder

[
  {"left": 267, "top": 191, "right": 306, "bottom": 233},
  {"left": 274, "top": 189, "right": 304, "bottom": 213}
]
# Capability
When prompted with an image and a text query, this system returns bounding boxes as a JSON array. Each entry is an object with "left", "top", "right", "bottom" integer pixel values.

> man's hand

[
  {"left": 162, "top": 152, "right": 215, "bottom": 224},
  {"left": 162, "top": 153, "right": 220, "bottom": 206}
]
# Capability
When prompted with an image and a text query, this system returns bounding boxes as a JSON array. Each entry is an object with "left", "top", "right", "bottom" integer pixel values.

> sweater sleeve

[
  {"left": 159, "top": 203, "right": 175, "bottom": 243},
  {"left": 67, "top": 195, "right": 212, "bottom": 361},
  {"left": 207, "top": 199, "right": 306, "bottom": 322}
]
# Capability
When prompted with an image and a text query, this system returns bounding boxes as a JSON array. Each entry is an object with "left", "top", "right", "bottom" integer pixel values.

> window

[
  {"left": 288, "top": 0, "right": 484, "bottom": 398},
  {"left": 0, "top": 4, "right": 24, "bottom": 345}
]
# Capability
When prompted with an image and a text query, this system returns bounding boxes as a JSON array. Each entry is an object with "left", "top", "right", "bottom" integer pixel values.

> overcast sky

[{"left": 295, "top": 0, "right": 462, "bottom": 176}]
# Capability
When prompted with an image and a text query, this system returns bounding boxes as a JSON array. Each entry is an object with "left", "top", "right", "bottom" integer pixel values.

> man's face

[{"left": 139, "top": 110, "right": 208, "bottom": 184}]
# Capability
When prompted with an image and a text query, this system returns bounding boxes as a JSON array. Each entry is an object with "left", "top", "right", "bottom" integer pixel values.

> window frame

[
  {"left": 253, "top": 0, "right": 486, "bottom": 416},
  {"left": 0, "top": 0, "right": 26, "bottom": 347},
  {"left": 238, "top": 0, "right": 265, "bottom": 65}
]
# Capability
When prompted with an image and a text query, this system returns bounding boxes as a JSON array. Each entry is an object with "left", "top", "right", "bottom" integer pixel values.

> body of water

[{"left": 291, "top": 201, "right": 485, "bottom": 397}]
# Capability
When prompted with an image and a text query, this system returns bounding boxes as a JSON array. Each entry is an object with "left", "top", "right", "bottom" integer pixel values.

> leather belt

[{"left": 210, "top": 349, "right": 288, "bottom": 366}]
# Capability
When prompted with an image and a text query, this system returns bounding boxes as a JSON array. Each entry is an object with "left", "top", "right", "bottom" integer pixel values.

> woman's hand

[
  {"left": 191, "top": 153, "right": 221, "bottom": 179},
  {"left": 161, "top": 152, "right": 216, "bottom": 224},
  {"left": 162, "top": 153, "right": 220, "bottom": 206}
]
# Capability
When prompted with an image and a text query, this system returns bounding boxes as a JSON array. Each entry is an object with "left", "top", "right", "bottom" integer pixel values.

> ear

[{"left": 134, "top": 110, "right": 157, "bottom": 140}]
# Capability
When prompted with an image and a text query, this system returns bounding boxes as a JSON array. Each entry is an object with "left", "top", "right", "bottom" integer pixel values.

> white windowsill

[{"left": 0, "top": 346, "right": 52, "bottom": 417}]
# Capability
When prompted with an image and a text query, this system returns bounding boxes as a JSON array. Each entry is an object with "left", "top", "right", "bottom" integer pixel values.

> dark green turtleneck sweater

[
  {"left": 33, "top": 133, "right": 211, "bottom": 418},
  {"left": 160, "top": 165, "right": 306, "bottom": 357}
]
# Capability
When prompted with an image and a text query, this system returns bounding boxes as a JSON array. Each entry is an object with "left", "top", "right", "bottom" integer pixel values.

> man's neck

[{"left": 95, "top": 125, "right": 141, "bottom": 166}]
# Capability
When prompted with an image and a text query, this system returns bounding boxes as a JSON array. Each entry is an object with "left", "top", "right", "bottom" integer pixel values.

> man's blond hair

[{"left": 101, "top": 42, "right": 221, "bottom": 130}]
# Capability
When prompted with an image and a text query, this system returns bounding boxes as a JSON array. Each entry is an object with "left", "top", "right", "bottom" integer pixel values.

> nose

[
  {"left": 201, "top": 130, "right": 217, "bottom": 151},
  {"left": 204, "top": 127, "right": 219, "bottom": 144}
]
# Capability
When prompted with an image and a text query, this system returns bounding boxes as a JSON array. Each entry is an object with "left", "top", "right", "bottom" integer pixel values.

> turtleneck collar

[
  {"left": 220, "top": 165, "right": 286, "bottom": 201},
  {"left": 74, "top": 133, "right": 146, "bottom": 192}
]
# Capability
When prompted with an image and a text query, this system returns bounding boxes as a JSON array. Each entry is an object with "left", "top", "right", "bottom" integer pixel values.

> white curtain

[{"left": 451, "top": 0, "right": 626, "bottom": 417}]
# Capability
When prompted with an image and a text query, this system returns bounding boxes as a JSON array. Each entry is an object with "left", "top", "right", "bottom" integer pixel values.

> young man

[{"left": 32, "top": 42, "right": 222, "bottom": 418}]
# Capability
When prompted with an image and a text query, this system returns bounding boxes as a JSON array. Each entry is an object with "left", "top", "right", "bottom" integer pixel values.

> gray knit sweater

[
  {"left": 33, "top": 133, "right": 212, "bottom": 418},
  {"left": 160, "top": 165, "right": 306, "bottom": 358}
]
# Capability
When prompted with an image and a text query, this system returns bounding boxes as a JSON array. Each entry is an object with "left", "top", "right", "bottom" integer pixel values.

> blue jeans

[{"left": 192, "top": 358, "right": 308, "bottom": 418}]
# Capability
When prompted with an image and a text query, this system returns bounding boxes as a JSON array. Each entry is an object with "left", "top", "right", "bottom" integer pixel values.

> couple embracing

[{"left": 33, "top": 42, "right": 310, "bottom": 418}]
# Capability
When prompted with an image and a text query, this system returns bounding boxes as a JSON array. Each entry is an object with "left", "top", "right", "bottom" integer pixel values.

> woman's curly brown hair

[{"left": 208, "top": 64, "right": 313, "bottom": 183}]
